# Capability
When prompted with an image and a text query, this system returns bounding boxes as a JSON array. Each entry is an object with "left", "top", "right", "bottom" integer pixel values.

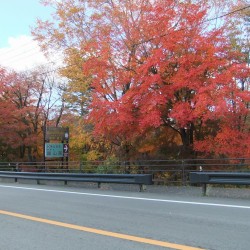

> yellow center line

[{"left": 0, "top": 210, "right": 204, "bottom": 250}]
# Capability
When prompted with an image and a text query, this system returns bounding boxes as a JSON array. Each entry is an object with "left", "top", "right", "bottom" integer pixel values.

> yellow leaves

[
  {"left": 85, "top": 150, "right": 101, "bottom": 161},
  {"left": 32, "top": 0, "right": 250, "bottom": 160},
  {"left": 68, "top": 6, "right": 82, "bottom": 15},
  {"left": 53, "top": 29, "right": 65, "bottom": 42}
]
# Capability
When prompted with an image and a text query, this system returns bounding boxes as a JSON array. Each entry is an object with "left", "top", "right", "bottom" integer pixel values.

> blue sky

[
  {"left": 0, "top": 0, "right": 55, "bottom": 71},
  {"left": 0, "top": 0, "right": 53, "bottom": 47}
]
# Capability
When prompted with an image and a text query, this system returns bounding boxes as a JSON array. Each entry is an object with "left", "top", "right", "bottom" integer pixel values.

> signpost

[
  {"left": 63, "top": 143, "right": 69, "bottom": 157},
  {"left": 42, "top": 126, "right": 69, "bottom": 169},
  {"left": 45, "top": 127, "right": 69, "bottom": 141}
]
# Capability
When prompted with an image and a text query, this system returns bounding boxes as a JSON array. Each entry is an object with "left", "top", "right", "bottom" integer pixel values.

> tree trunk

[{"left": 180, "top": 123, "right": 194, "bottom": 158}]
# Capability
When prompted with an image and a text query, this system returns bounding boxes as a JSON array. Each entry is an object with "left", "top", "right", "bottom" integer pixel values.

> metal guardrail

[
  {"left": 0, "top": 158, "right": 249, "bottom": 185},
  {"left": 0, "top": 171, "right": 153, "bottom": 191},
  {"left": 189, "top": 171, "right": 250, "bottom": 195}
]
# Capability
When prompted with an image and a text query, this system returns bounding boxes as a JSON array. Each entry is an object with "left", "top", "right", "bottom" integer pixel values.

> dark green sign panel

[
  {"left": 45, "top": 143, "right": 63, "bottom": 158},
  {"left": 45, "top": 127, "right": 69, "bottom": 141}
]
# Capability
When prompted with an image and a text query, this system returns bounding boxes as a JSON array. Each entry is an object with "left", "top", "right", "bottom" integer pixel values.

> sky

[{"left": 0, "top": 0, "right": 54, "bottom": 71}]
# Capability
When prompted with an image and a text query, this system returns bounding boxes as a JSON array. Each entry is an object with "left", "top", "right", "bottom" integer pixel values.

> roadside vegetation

[{"left": 0, "top": 0, "right": 249, "bottom": 162}]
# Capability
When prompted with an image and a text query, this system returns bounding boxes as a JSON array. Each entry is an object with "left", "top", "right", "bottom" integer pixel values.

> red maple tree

[
  {"left": 81, "top": 0, "right": 250, "bottom": 158},
  {"left": 0, "top": 68, "right": 42, "bottom": 159}
]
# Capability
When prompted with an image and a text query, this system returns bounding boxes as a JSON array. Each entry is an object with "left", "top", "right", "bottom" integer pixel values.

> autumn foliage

[
  {"left": 0, "top": 69, "right": 38, "bottom": 159},
  {"left": 79, "top": 0, "right": 250, "bottom": 158},
  {"left": 1, "top": 0, "right": 249, "bottom": 161},
  {"left": 0, "top": 67, "right": 68, "bottom": 161}
]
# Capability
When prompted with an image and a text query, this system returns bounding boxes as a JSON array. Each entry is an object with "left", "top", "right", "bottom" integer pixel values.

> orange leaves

[{"left": 33, "top": 0, "right": 250, "bottom": 158}]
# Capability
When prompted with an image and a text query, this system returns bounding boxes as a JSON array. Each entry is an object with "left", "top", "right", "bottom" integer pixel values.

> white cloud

[{"left": 0, "top": 35, "right": 53, "bottom": 72}]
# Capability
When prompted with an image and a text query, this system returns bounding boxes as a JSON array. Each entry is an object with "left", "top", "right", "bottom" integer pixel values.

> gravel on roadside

[{"left": 98, "top": 183, "right": 250, "bottom": 199}]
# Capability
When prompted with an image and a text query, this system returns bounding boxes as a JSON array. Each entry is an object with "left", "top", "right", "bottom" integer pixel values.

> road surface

[{"left": 0, "top": 183, "right": 249, "bottom": 250}]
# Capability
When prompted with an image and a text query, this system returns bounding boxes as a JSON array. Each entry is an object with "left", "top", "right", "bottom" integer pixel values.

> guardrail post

[
  {"left": 139, "top": 184, "right": 146, "bottom": 192},
  {"left": 182, "top": 160, "right": 185, "bottom": 186},
  {"left": 202, "top": 184, "right": 207, "bottom": 196},
  {"left": 80, "top": 162, "right": 83, "bottom": 172}
]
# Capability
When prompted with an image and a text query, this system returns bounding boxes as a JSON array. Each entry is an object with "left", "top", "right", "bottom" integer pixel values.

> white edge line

[{"left": 0, "top": 184, "right": 250, "bottom": 209}]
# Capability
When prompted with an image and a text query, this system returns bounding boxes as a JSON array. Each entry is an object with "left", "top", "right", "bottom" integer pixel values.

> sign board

[
  {"left": 45, "top": 127, "right": 69, "bottom": 141},
  {"left": 45, "top": 143, "right": 63, "bottom": 158}
]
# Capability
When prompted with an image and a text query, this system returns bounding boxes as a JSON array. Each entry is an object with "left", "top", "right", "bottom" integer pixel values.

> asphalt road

[{"left": 0, "top": 183, "right": 250, "bottom": 250}]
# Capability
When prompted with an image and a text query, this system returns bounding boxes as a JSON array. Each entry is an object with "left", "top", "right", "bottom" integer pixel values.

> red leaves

[
  {"left": 170, "top": 102, "right": 196, "bottom": 128},
  {"left": 194, "top": 127, "right": 250, "bottom": 158},
  {"left": 0, "top": 68, "right": 41, "bottom": 150},
  {"left": 82, "top": 0, "right": 250, "bottom": 157}
]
